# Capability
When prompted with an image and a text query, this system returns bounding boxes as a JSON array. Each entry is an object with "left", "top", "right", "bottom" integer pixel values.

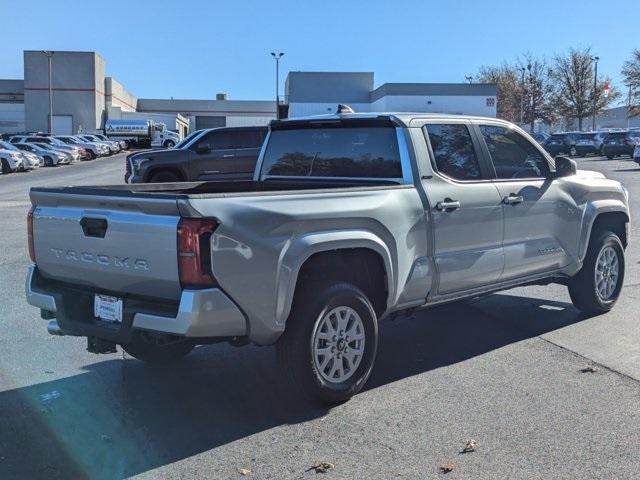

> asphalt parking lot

[{"left": 1, "top": 153, "right": 640, "bottom": 480}]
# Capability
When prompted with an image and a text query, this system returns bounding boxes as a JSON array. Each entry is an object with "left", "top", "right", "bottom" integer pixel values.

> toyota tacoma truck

[{"left": 25, "top": 112, "right": 630, "bottom": 404}]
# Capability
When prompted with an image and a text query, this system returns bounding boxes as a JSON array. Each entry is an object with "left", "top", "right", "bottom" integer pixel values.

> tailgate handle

[{"left": 80, "top": 217, "right": 108, "bottom": 238}]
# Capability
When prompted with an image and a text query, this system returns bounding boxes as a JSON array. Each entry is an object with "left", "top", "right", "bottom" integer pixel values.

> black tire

[
  {"left": 122, "top": 332, "right": 195, "bottom": 365},
  {"left": 276, "top": 282, "right": 379, "bottom": 405},
  {"left": 568, "top": 230, "right": 625, "bottom": 315},
  {"left": 164, "top": 140, "right": 175, "bottom": 148},
  {"left": 86, "top": 150, "right": 96, "bottom": 160},
  {"left": 569, "top": 146, "right": 577, "bottom": 157},
  {"left": 44, "top": 156, "right": 54, "bottom": 167},
  {"left": 606, "top": 155, "right": 614, "bottom": 160},
  {"left": 1, "top": 158, "right": 10, "bottom": 174},
  {"left": 149, "top": 170, "right": 182, "bottom": 183}
]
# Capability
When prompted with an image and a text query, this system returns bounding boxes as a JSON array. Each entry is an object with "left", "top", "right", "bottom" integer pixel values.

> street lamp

[
  {"left": 592, "top": 55, "right": 599, "bottom": 131},
  {"left": 519, "top": 67, "right": 526, "bottom": 124},
  {"left": 42, "top": 50, "right": 54, "bottom": 134},
  {"left": 270, "top": 52, "right": 284, "bottom": 120}
]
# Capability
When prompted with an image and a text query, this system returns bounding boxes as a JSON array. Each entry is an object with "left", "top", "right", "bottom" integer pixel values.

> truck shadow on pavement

[{"left": 0, "top": 292, "right": 586, "bottom": 480}]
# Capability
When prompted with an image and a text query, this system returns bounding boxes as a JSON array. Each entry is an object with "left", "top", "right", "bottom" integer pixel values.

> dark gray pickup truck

[
  {"left": 26, "top": 112, "right": 630, "bottom": 404},
  {"left": 125, "top": 126, "right": 267, "bottom": 183}
]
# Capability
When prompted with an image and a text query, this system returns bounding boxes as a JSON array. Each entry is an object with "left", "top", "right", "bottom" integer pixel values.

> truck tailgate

[{"left": 30, "top": 189, "right": 182, "bottom": 301}]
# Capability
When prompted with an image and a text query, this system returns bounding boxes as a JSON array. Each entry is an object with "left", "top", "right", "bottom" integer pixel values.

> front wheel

[
  {"left": 569, "top": 146, "right": 577, "bottom": 157},
  {"left": 1, "top": 159, "right": 10, "bottom": 174},
  {"left": 164, "top": 140, "right": 175, "bottom": 148},
  {"left": 122, "top": 332, "right": 195, "bottom": 365},
  {"left": 277, "top": 282, "right": 379, "bottom": 405},
  {"left": 568, "top": 230, "right": 625, "bottom": 315}
]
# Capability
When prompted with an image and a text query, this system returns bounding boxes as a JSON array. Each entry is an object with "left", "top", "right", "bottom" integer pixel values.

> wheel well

[
  {"left": 592, "top": 212, "right": 628, "bottom": 248},
  {"left": 145, "top": 167, "right": 185, "bottom": 182},
  {"left": 295, "top": 248, "right": 388, "bottom": 317}
]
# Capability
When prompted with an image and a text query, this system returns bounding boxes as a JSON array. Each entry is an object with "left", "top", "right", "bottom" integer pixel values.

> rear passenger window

[
  {"left": 479, "top": 125, "right": 548, "bottom": 179},
  {"left": 261, "top": 127, "right": 402, "bottom": 178},
  {"left": 424, "top": 124, "right": 481, "bottom": 181}
]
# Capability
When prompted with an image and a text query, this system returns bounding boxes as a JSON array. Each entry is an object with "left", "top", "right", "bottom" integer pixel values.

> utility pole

[
  {"left": 519, "top": 67, "right": 526, "bottom": 125},
  {"left": 271, "top": 52, "right": 284, "bottom": 120},
  {"left": 42, "top": 51, "right": 54, "bottom": 134},
  {"left": 592, "top": 56, "right": 599, "bottom": 131}
]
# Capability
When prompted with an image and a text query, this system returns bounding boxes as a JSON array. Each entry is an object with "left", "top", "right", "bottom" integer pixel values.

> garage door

[
  {"left": 51, "top": 115, "right": 73, "bottom": 135},
  {"left": 195, "top": 116, "right": 226, "bottom": 130}
]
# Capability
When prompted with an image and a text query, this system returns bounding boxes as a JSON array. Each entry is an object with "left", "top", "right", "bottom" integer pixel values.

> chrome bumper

[{"left": 25, "top": 265, "right": 247, "bottom": 338}]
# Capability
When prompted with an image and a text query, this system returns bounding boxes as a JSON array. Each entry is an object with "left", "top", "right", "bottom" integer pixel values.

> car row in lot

[
  {"left": 541, "top": 129, "right": 640, "bottom": 159},
  {"left": 0, "top": 132, "right": 127, "bottom": 175}
]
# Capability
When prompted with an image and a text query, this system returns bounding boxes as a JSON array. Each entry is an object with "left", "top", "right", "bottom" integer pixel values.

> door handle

[
  {"left": 223, "top": 154, "right": 235, "bottom": 158},
  {"left": 435, "top": 199, "right": 461, "bottom": 211},
  {"left": 503, "top": 194, "right": 524, "bottom": 205}
]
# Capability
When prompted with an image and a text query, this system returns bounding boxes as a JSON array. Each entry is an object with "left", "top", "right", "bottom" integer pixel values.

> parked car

[
  {"left": 125, "top": 126, "right": 268, "bottom": 183},
  {"left": 77, "top": 135, "right": 115, "bottom": 155},
  {"left": 543, "top": 132, "right": 578, "bottom": 156},
  {"left": 531, "top": 132, "right": 549, "bottom": 145},
  {"left": 55, "top": 135, "right": 101, "bottom": 160},
  {"left": 574, "top": 132, "right": 602, "bottom": 156},
  {"left": 16, "top": 143, "right": 68, "bottom": 166},
  {"left": 0, "top": 145, "right": 23, "bottom": 173},
  {"left": 633, "top": 143, "right": 640, "bottom": 165},
  {"left": 602, "top": 131, "right": 640, "bottom": 159},
  {"left": 25, "top": 112, "right": 630, "bottom": 404},
  {"left": 93, "top": 133, "right": 127, "bottom": 151},
  {"left": 0, "top": 140, "right": 40, "bottom": 170},
  {"left": 81, "top": 134, "right": 120, "bottom": 154},
  {"left": 10, "top": 135, "right": 83, "bottom": 161}
]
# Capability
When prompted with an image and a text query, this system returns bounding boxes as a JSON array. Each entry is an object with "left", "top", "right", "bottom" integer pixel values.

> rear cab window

[{"left": 260, "top": 124, "right": 403, "bottom": 179}]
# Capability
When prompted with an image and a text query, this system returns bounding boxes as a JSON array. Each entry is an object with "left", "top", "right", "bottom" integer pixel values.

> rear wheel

[
  {"left": 164, "top": 140, "right": 175, "bottom": 148},
  {"left": 149, "top": 170, "right": 182, "bottom": 183},
  {"left": 86, "top": 150, "right": 96, "bottom": 160},
  {"left": 568, "top": 230, "right": 625, "bottom": 315},
  {"left": 276, "top": 282, "right": 379, "bottom": 405},
  {"left": 122, "top": 332, "right": 195, "bottom": 365},
  {"left": 569, "top": 146, "right": 577, "bottom": 157}
]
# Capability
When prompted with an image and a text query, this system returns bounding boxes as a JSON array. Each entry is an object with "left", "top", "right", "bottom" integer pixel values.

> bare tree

[
  {"left": 622, "top": 49, "right": 640, "bottom": 117},
  {"left": 551, "top": 47, "right": 620, "bottom": 130},
  {"left": 517, "top": 54, "right": 557, "bottom": 132},
  {"left": 476, "top": 64, "right": 521, "bottom": 123}
]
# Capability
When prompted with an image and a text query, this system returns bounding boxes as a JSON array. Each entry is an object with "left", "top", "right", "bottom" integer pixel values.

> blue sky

[{"left": 1, "top": 0, "right": 636, "bottom": 100}]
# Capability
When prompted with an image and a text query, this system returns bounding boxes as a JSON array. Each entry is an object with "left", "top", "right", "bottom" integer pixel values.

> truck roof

[{"left": 271, "top": 111, "right": 509, "bottom": 128}]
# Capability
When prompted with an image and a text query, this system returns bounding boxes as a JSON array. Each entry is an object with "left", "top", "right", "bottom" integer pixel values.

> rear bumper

[{"left": 25, "top": 265, "right": 247, "bottom": 341}]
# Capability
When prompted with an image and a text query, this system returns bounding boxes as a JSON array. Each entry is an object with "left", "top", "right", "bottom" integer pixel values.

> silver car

[
  {"left": 16, "top": 143, "right": 68, "bottom": 166},
  {"left": 0, "top": 140, "right": 40, "bottom": 170}
]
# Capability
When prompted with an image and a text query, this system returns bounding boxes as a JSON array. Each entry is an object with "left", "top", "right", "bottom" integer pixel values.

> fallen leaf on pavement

[
  {"left": 307, "top": 462, "right": 335, "bottom": 473},
  {"left": 580, "top": 366, "right": 598, "bottom": 373},
  {"left": 440, "top": 463, "right": 455, "bottom": 474},
  {"left": 238, "top": 468, "right": 251, "bottom": 476},
  {"left": 461, "top": 439, "right": 477, "bottom": 453}
]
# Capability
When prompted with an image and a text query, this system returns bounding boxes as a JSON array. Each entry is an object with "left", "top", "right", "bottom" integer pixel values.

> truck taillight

[
  {"left": 177, "top": 218, "right": 218, "bottom": 289},
  {"left": 27, "top": 206, "right": 35, "bottom": 262}
]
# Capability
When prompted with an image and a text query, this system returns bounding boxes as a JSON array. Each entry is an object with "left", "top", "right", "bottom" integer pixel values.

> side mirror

[
  {"left": 195, "top": 143, "right": 212, "bottom": 154},
  {"left": 553, "top": 156, "right": 577, "bottom": 178}
]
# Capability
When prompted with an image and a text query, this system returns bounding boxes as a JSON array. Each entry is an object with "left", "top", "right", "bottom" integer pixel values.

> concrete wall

[
  {"left": 23, "top": 51, "right": 103, "bottom": 133},
  {"left": 105, "top": 77, "right": 137, "bottom": 113}
]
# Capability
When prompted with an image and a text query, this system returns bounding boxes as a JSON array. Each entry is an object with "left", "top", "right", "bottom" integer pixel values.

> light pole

[
  {"left": 42, "top": 51, "right": 54, "bottom": 134},
  {"left": 592, "top": 55, "right": 599, "bottom": 131},
  {"left": 519, "top": 67, "right": 526, "bottom": 125},
  {"left": 270, "top": 52, "right": 284, "bottom": 120}
]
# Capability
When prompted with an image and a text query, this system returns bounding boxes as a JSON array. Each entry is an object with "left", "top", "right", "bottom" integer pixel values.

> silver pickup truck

[{"left": 26, "top": 112, "right": 630, "bottom": 404}]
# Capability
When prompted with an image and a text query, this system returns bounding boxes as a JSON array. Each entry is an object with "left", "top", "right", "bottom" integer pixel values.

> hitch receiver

[{"left": 87, "top": 336, "right": 117, "bottom": 354}]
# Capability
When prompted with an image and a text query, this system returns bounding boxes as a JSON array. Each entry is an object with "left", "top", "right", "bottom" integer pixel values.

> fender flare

[
  {"left": 578, "top": 200, "right": 629, "bottom": 262},
  {"left": 274, "top": 230, "right": 396, "bottom": 326}
]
